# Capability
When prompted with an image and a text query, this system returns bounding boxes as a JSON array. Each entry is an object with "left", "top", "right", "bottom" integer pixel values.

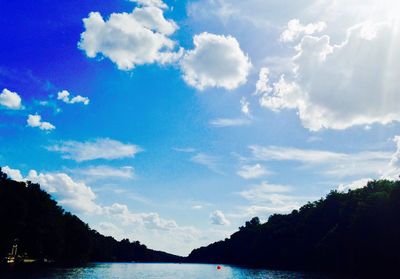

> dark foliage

[
  {"left": 188, "top": 179, "right": 400, "bottom": 276},
  {"left": 0, "top": 169, "right": 182, "bottom": 264}
]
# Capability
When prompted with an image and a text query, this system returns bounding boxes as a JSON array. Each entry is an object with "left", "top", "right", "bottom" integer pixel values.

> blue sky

[{"left": 1, "top": 0, "right": 400, "bottom": 255}]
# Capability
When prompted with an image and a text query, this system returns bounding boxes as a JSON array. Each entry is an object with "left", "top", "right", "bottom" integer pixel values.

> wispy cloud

[
  {"left": 47, "top": 138, "right": 142, "bottom": 162},
  {"left": 233, "top": 181, "right": 314, "bottom": 219},
  {"left": 71, "top": 165, "right": 135, "bottom": 180},
  {"left": 172, "top": 147, "right": 196, "bottom": 153},
  {"left": 249, "top": 145, "right": 391, "bottom": 178},
  {"left": 237, "top": 163, "right": 270, "bottom": 179},
  {"left": 210, "top": 118, "right": 251, "bottom": 127},
  {"left": 238, "top": 181, "right": 292, "bottom": 203},
  {"left": 191, "top": 153, "right": 222, "bottom": 174}
]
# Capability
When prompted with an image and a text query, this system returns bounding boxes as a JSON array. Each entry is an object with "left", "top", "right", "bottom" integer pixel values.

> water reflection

[{"left": 0, "top": 263, "right": 350, "bottom": 279}]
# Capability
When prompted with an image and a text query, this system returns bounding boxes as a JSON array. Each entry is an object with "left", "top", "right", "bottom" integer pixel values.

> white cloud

[
  {"left": 190, "top": 153, "right": 222, "bottom": 174},
  {"left": 235, "top": 181, "right": 312, "bottom": 219},
  {"left": 209, "top": 118, "right": 251, "bottom": 127},
  {"left": 103, "top": 203, "right": 178, "bottom": 230},
  {"left": 338, "top": 178, "right": 372, "bottom": 192},
  {"left": 240, "top": 97, "right": 250, "bottom": 116},
  {"left": 382, "top": 136, "right": 400, "bottom": 180},
  {"left": 57, "top": 90, "right": 90, "bottom": 105},
  {"left": 2, "top": 167, "right": 101, "bottom": 215},
  {"left": 3, "top": 165, "right": 213, "bottom": 256},
  {"left": 2, "top": 166, "right": 23, "bottom": 181},
  {"left": 257, "top": 71, "right": 301, "bottom": 112},
  {"left": 27, "top": 170, "right": 101, "bottom": 214},
  {"left": 191, "top": 205, "right": 203, "bottom": 210},
  {"left": 181, "top": 32, "right": 251, "bottom": 90},
  {"left": 130, "top": 0, "right": 167, "bottom": 9},
  {"left": 255, "top": 67, "right": 273, "bottom": 95},
  {"left": 100, "top": 203, "right": 227, "bottom": 255},
  {"left": 237, "top": 164, "right": 270, "bottom": 179},
  {"left": 27, "top": 114, "right": 55, "bottom": 131},
  {"left": 78, "top": 5, "right": 181, "bottom": 70},
  {"left": 47, "top": 138, "right": 142, "bottom": 162},
  {"left": 72, "top": 165, "right": 135, "bottom": 180},
  {"left": 280, "top": 19, "right": 326, "bottom": 42},
  {"left": 261, "top": 21, "right": 400, "bottom": 130},
  {"left": 249, "top": 145, "right": 392, "bottom": 179},
  {"left": 172, "top": 147, "right": 196, "bottom": 153},
  {"left": 239, "top": 182, "right": 292, "bottom": 202},
  {"left": 210, "top": 210, "right": 230, "bottom": 226},
  {"left": 188, "top": 0, "right": 396, "bottom": 33},
  {"left": 237, "top": 203, "right": 302, "bottom": 219},
  {"left": 0, "top": 88, "right": 22, "bottom": 109},
  {"left": 250, "top": 145, "right": 345, "bottom": 163},
  {"left": 96, "top": 222, "right": 125, "bottom": 239}
]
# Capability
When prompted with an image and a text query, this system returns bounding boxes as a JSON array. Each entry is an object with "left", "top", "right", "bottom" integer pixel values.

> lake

[{"left": 0, "top": 263, "right": 351, "bottom": 278}]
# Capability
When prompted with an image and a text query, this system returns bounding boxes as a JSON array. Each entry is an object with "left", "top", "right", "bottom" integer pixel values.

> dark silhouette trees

[
  {"left": 188, "top": 179, "right": 400, "bottom": 276},
  {"left": 0, "top": 168, "right": 182, "bottom": 264}
]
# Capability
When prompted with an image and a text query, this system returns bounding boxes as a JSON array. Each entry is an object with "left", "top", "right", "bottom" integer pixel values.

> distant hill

[
  {"left": 188, "top": 179, "right": 400, "bottom": 276},
  {"left": 0, "top": 168, "right": 183, "bottom": 264}
]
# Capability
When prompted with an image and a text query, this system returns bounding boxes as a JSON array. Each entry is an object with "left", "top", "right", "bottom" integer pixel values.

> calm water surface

[{"left": 0, "top": 263, "right": 350, "bottom": 279}]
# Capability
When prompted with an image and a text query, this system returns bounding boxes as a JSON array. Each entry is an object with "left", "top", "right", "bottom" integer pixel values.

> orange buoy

[{"left": 217, "top": 265, "right": 222, "bottom": 270}]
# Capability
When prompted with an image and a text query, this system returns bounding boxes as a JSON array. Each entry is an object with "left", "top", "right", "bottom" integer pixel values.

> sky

[{"left": 1, "top": 0, "right": 400, "bottom": 256}]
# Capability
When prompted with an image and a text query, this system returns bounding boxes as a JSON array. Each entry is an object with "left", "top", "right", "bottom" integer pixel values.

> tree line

[
  {"left": 0, "top": 168, "right": 182, "bottom": 264},
  {"left": 188, "top": 179, "right": 400, "bottom": 276}
]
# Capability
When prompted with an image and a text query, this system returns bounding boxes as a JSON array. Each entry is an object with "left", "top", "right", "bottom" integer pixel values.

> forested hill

[
  {"left": 188, "top": 179, "right": 400, "bottom": 276},
  {"left": 0, "top": 169, "right": 183, "bottom": 264}
]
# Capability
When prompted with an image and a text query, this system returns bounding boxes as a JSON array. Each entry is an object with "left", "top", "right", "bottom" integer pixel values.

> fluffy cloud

[
  {"left": 78, "top": 5, "right": 181, "bottom": 70},
  {"left": 27, "top": 170, "right": 101, "bottom": 214},
  {"left": 237, "top": 164, "right": 270, "bottom": 179},
  {"left": 210, "top": 210, "right": 230, "bottom": 226},
  {"left": 27, "top": 114, "right": 55, "bottom": 131},
  {"left": 103, "top": 203, "right": 178, "bottom": 230},
  {"left": 21, "top": 169, "right": 180, "bottom": 230},
  {"left": 240, "top": 97, "right": 250, "bottom": 116},
  {"left": 382, "top": 136, "right": 400, "bottom": 180},
  {"left": 2, "top": 165, "right": 216, "bottom": 256},
  {"left": 1, "top": 166, "right": 23, "bottom": 181},
  {"left": 260, "top": 21, "right": 400, "bottom": 130},
  {"left": 57, "top": 90, "right": 90, "bottom": 105},
  {"left": 256, "top": 68, "right": 300, "bottom": 112},
  {"left": 0, "top": 88, "right": 22, "bottom": 109},
  {"left": 280, "top": 19, "right": 326, "bottom": 42},
  {"left": 2, "top": 167, "right": 99, "bottom": 213},
  {"left": 47, "top": 138, "right": 142, "bottom": 162},
  {"left": 209, "top": 118, "right": 251, "bottom": 127},
  {"left": 181, "top": 32, "right": 251, "bottom": 90},
  {"left": 96, "top": 222, "right": 125, "bottom": 239},
  {"left": 337, "top": 178, "right": 373, "bottom": 192}
]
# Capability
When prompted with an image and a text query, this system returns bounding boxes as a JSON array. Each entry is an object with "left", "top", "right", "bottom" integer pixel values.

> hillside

[
  {"left": 188, "top": 179, "right": 400, "bottom": 276},
  {"left": 0, "top": 168, "right": 183, "bottom": 264}
]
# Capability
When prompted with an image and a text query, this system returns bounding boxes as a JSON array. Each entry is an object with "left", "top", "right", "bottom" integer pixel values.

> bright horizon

[{"left": 1, "top": 0, "right": 400, "bottom": 256}]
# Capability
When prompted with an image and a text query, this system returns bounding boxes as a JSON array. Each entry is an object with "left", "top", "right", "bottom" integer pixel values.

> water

[{"left": 0, "top": 263, "right": 349, "bottom": 279}]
